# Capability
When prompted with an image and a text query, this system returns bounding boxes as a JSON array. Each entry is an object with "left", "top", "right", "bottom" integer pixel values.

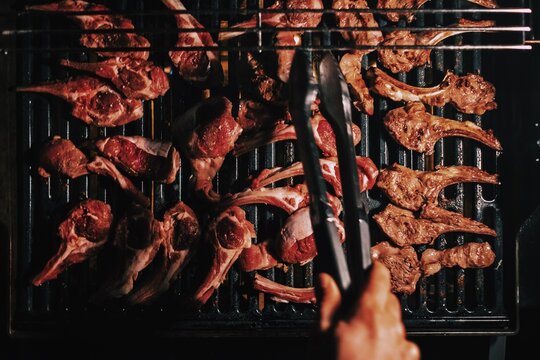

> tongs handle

[
  {"left": 289, "top": 50, "right": 352, "bottom": 294},
  {"left": 317, "top": 51, "right": 372, "bottom": 297}
]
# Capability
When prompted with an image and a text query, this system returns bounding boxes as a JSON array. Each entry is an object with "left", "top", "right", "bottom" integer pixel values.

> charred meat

[
  {"left": 367, "top": 67, "right": 497, "bottom": 115},
  {"left": 376, "top": 163, "right": 499, "bottom": 210},
  {"left": 384, "top": 102, "right": 502, "bottom": 154},
  {"left": 374, "top": 203, "right": 496, "bottom": 247},
  {"left": 421, "top": 242, "right": 496, "bottom": 276}
]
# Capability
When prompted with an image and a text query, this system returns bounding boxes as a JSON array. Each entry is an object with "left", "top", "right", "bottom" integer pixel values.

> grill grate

[{"left": 7, "top": 0, "right": 528, "bottom": 336}]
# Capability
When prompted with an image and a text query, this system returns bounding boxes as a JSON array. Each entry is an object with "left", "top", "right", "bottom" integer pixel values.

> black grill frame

[{"left": 4, "top": 0, "right": 531, "bottom": 337}]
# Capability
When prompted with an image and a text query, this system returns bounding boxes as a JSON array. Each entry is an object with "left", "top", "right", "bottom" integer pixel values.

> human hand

[{"left": 316, "top": 261, "right": 420, "bottom": 360}]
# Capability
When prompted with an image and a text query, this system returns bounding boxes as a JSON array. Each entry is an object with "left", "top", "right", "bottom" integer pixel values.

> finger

[
  {"left": 401, "top": 341, "right": 421, "bottom": 360},
  {"left": 316, "top": 273, "right": 342, "bottom": 332},
  {"left": 385, "top": 291, "right": 403, "bottom": 322},
  {"left": 356, "top": 261, "right": 391, "bottom": 312}
]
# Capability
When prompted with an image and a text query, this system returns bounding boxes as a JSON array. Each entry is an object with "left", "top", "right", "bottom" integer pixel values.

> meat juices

[
  {"left": 374, "top": 204, "right": 496, "bottom": 247},
  {"left": 378, "top": 20, "right": 495, "bottom": 73},
  {"left": 173, "top": 96, "right": 243, "bottom": 201},
  {"left": 60, "top": 58, "right": 170, "bottom": 100},
  {"left": 27, "top": 0, "right": 150, "bottom": 60},
  {"left": 33, "top": 200, "right": 113, "bottom": 286},
  {"left": 367, "top": 67, "right": 497, "bottom": 115},
  {"left": 128, "top": 202, "right": 201, "bottom": 304},
  {"left": 371, "top": 241, "right": 421, "bottom": 295},
  {"left": 192, "top": 206, "right": 255, "bottom": 306},
  {"left": 17, "top": 77, "right": 144, "bottom": 127},
  {"left": 376, "top": 163, "right": 499, "bottom": 211},
  {"left": 384, "top": 102, "right": 502, "bottom": 154},
  {"left": 421, "top": 242, "right": 496, "bottom": 277},
  {"left": 96, "top": 136, "right": 181, "bottom": 184},
  {"left": 161, "top": 0, "right": 223, "bottom": 85}
]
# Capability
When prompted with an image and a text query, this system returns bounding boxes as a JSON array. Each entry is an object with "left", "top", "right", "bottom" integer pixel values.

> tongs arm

[{"left": 289, "top": 50, "right": 352, "bottom": 294}]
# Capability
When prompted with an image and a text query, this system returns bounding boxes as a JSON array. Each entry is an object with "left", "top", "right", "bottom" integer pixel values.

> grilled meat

[
  {"left": 128, "top": 202, "right": 201, "bottom": 304},
  {"left": 32, "top": 199, "right": 113, "bottom": 286},
  {"left": 421, "top": 242, "right": 496, "bottom": 277},
  {"left": 371, "top": 241, "right": 421, "bottom": 295},
  {"left": 384, "top": 102, "right": 502, "bottom": 154},
  {"left": 172, "top": 97, "right": 242, "bottom": 201},
  {"left": 95, "top": 205, "right": 165, "bottom": 299},
  {"left": 339, "top": 53, "right": 374, "bottom": 115},
  {"left": 377, "top": 163, "right": 499, "bottom": 210},
  {"left": 192, "top": 206, "right": 255, "bottom": 306},
  {"left": 161, "top": 0, "right": 222, "bottom": 85},
  {"left": 60, "top": 58, "right": 169, "bottom": 100},
  {"left": 17, "top": 77, "right": 143, "bottom": 127},
  {"left": 38, "top": 136, "right": 150, "bottom": 207},
  {"left": 27, "top": 0, "right": 150, "bottom": 59},
  {"left": 250, "top": 156, "right": 379, "bottom": 197},
  {"left": 242, "top": 52, "right": 288, "bottom": 105},
  {"left": 95, "top": 136, "right": 180, "bottom": 184},
  {"left": 234, "top": 113, "right": 362, "bottom": 157},
  {"left": 378, "top": 0, "right": 498, "bottom": 23},
  {"left": 253, "top": 274, "right": 316, "bottom": 304},
  {"left": 379, "top": 20, "right": 494, "bottom": 73},
  {"left": 367, "top": 67, "right": 497, "bottom": 115},
  {"left": 333, "top": 0, "right": 383, "bottom": 55},
  {"left": 374, "top": 203, "right": 496, "bottom": 247}
]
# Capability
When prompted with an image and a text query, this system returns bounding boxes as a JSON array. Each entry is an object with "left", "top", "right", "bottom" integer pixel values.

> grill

[{"left": 3, "top": 0, "right": 533, "bottom": 337}]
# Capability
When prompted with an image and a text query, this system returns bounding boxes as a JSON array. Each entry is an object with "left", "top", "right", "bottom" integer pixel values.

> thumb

[{"left": 316, "top": 273, "right": 342, "bottom": 333}]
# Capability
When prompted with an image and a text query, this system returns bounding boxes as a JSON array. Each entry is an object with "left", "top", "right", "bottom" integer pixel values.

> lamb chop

[
  {"left": 192, "top": 206, "right": 255, "bottom": 306},
  {"left": 95, "top": 136, "right": 181, "bottom": 184},
  {"left": 38, "top": 136, "right": 150, "bottom": 207},
  {"left": 17, "top": 77, "right": 143, "bottom": 127},
  {"left": 371, "top": 241, "right": 421, "bottom": 295},
  {"left": 95, "top": 204, "right": 165, "bottom": 299},
  {"left": 161, "top": 0, "right": 222, "bottom": 85},
  {"left": 237, "top": 240, "right": 279, "bottom": 272},
  {"left": 172, "top": 96, "right": 242, "bottom": 201},
  {"left": 237, "top": 99, "right": 290, "bottom": 133},
  {"left": 253, "top": 274, "right": 316, "bottom": 304},
  {"left": 378, "top": 19, "right": 495, "bottom": 73},
  {"left": 277, "top": 207, "right": 345, "bottom": 265},
  {"left": 60, "top": 58, "right": 169, "bottom": 100},
  {"left": 27, "top": 0, "right": 150, "bottom": 60},
  {"left": 421, "top": 242, "right": 495, "bottom": 277},
  {"left": 219, "top": 0, "right": 324, "bottom": 80},
  {"left": 221, "top": 184, "right": 311, "bottom": 215},
  {"left": 128, "top": 202, "right": 201, "bottom": 304},
  {"left": 234, "top": 113, "right": 362, "bottom": 157},
  {"left": 242, "top": 52, "right": 288, "bottom": 105},
  {"left": 384, "top": 102, "right": 502, "bottom": 155},
  {"left": 250, "top": 156, "right": 379, "bottom": 197},
  {"left": 377, "top": 163, "right": 499, "bottom": 211},
  {"left": 339, "top": 53, "right": 374, "bottom": 115},
  {"left": 32, "top": 199, "right": 113, "bottom": 286},
  {"left": 373, "top": 203, "right": 496, "bottom": 247},
  {"left": 366, "top": 67, "right": 497, "bottom": 115},
  {"left": 333, "top": 0, "right": 384, "bottom": 55},
  {"left": 377, "top": 0, "right": 498, "bottom": 23}
]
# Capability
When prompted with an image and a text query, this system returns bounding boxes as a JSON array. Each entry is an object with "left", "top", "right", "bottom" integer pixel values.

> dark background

[{"left": 2, "top": 1, "right": 540, "bottom": 359}]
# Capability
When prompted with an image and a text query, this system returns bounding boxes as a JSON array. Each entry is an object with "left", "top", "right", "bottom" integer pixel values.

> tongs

[{"left": 289, "top": 50, "right": 372, "bottom": 307}]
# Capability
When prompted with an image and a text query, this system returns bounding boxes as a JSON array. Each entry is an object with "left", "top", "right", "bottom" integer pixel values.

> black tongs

[{"left": 289, "top": 50, "right": 372, "bottom": 305}]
